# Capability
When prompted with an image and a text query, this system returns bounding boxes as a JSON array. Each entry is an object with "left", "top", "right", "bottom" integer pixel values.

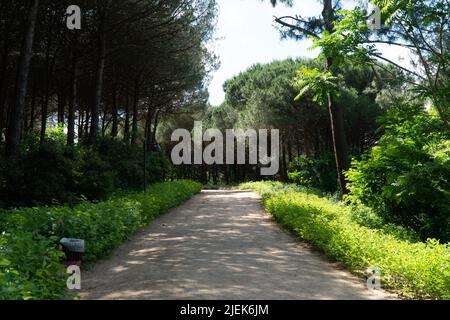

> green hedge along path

[
  {"left": 80, "top": 190, "right": 395, "bottom": 300},
  {"left": 0, "top": 180, "right": 202, "bottom": 300}
]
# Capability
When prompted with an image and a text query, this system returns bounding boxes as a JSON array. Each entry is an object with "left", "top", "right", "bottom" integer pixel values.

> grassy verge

[
  {"left": 241, "top": 181, "right": 450, "bottom": 300},
  {"left": 0, "top": 180, "right": 202, "bottom": 300}
]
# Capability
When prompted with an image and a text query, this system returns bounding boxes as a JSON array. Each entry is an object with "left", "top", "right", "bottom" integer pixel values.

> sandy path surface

[{"left": 80, "top": 190, "right": 395, "bottom": 300}]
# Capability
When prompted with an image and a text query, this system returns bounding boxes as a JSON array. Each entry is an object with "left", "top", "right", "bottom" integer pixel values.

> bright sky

[{"left": 207, "top": 0, "right": 411, "bottom": 106}]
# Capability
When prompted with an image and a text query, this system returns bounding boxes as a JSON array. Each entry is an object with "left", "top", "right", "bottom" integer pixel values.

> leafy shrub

[
  {"left": 346, "top": 104, "right": 450, "bottom": 242},
  {"left": 146, "top": 151, "right": 171, "bottom": 184},
  {"left": 0, "top": 180, "right": 201, "bottom": 299},
  {"left": 75, "top": 147, "right": 116, "bottom": 201},
  {"left": 86, "top": 137, "right": 140, "bottom": 190},
  {"left": 350, "top": 205, "right": 420, "bottom": 242},
  {"left": 288, "top": 153, "right": 338, "bottom": 193},
  {"left": 0, "top": 232, "right": 66, "bottom": 300},
  {"left": 0, "top": 134, "right": 80, "bottom": 207},
  {"left": 0, "top": 133, "right": 173, "bottom": 208},
  {"left": 241, "top": 181, "right": 450, "bottom": 300}
]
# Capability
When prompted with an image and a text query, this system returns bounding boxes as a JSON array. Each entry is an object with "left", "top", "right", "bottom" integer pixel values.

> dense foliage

[
  {"left": 288, "top": 153, "right": 337, "bottom": 193},
  {"left": 0, "top": 0, "right": 448, "bottom": 301},
  {"left": 242, "top": 181, "right": 450, "bottom": 300},
  {"left": 0, "top": 128, "right": 171, "bottom": 208},
  {"left": 1, "top": 0, "right": 217, "bottom": 155},
  {"left": 331, "top": 0, "right": 450, "bottom": 130},
  {"left": 163, "top": 58, "right": 398, "bottom": 184},
  {"left": 251, "top": 0, "right": 450, "bottom": 244},
  {"left": 346, "top": 103, "right": 450, "bottom": 242},
  {"left": 0, "top": 180, "right": 201, "bottom": 300}
]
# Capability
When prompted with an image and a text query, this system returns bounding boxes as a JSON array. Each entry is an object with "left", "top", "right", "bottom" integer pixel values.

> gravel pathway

[{"left": 80, "top": 190, "right": 395, "bottom": 300}]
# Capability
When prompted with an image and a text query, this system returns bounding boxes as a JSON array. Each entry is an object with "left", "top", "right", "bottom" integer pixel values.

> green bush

[
  {"left": 0, "top": 133, "right": 173, "bottom": 208},
  {"left": 75, "top": 147, "right": 116, "bottom": 201},
  {"left": 241, "top": 181, "right": 450, "bottom": 300},
  {"left": 346, "top": 104, "right": 450, "bottom": 242},
  {"left": 0, "top": 134, "right": 80, "bottom": 207},
  {"left": 350, "top": 205, "right": 420, "bottom": 242},
  {"left": 0, "top": 180, "right": 201, "bottom": 300},
  {"left": 288, "top": 153, "right": 338, "bottom": 193},
  {"left": 0, "top": 232, "right": 66, "bottom": 300}
]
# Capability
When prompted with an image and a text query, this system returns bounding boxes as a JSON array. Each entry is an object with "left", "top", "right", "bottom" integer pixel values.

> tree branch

[
  {"left": 274, "top": 16, "right": 320, "bottom": 39},
  {"left": 372, "top": 53, "right": 426, "bottom": 81}
]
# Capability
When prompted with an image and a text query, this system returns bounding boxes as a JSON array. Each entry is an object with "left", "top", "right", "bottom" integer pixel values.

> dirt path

[{"left": 80, "top": 190, "right": 395, "bottom": 300}]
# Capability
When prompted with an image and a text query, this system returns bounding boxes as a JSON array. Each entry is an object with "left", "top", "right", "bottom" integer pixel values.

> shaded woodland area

[
  {"left": 0, "top": 0, "right": 217, "bottom": 206},
  {"left": 0, "top": 0, "right": 449, "bottom": 301},
  {"left": 0, "top": 0, "right": 216, "bottom": 150},
  {"left": 0, "top": 0, "right": 449, "bottom": 243}
]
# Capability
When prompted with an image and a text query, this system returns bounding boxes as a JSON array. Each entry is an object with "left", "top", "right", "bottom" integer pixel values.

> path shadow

[{"left": 80, "top": 190, "right": 395, "bottom": 300}]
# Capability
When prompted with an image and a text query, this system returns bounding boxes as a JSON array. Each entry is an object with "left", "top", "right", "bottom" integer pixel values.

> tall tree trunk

[
  {"left": 131, "top": 79, "right": 139, "bottom": 144},
  {"left": 67, "top": 58, "right": 78, "bottom": 146},
  {"left": 40, "top": 21, "right": 55, "bottom": 144},
  {"left": 111, "top": 82, "right": 118, "bottom": 137},
  {"left": 145, "top": 110, "right": 151, "bottom": 143},
  {"left": 101, "top": 108, "right": 107, "bottom": 136},
  {"left": 23, "top": 100, "right": 28, "bottom": 134},
  {"left": 145, "top": 108, "right": 156, "bottom": 149},
  {"left": 124, "top": 91, "right": 130, "bottom": 142},
  {"left": 0, "top": 25, "right": 11, "bottom": 141},
  {"left": 40, "top": 74, "right": 53, "bottom": 143},
  {"left": 28, "top": 83, "right": 36, "bottom": 131},
  {"left": 89, "top": 9, "right": 106, "bottom": 144},
  {"left": 323, "top": 0, "right": 349, "bottom": 196},
  {"left": 57, "top": 85, "right": 66, "bottom": 126},
  {"left": 66, "top": 31, "right": 79, "bottom": 146},
  {"left": 151, "top": 110, "right": 160, "bottom": 145},
  {"left": 84, "top": 107, "right": 90, "bottom": 142},
  {"left": 5, "top": 0, "right": 39, "bottom": 157},
  {"left": 287, "top": 134, "right": 293, "bottom": 163},
  {"left": 78, "top": 109, "right": 84, "bottom": 141},
  {"left": 5, "top": 96, "right": 13, "bottom": 135},
  {"left": 40, "top": 94, "right": 49, "bottom": 143}
]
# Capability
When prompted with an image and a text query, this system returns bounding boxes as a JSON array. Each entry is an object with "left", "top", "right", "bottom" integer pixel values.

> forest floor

[{"left": 79, "top": 190, "right": 396, "bottom": 300}]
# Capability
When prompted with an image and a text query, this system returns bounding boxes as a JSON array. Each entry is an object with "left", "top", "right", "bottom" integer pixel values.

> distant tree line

[{"left": 157, "top": 58, "right": 405, "bottom": 188}]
